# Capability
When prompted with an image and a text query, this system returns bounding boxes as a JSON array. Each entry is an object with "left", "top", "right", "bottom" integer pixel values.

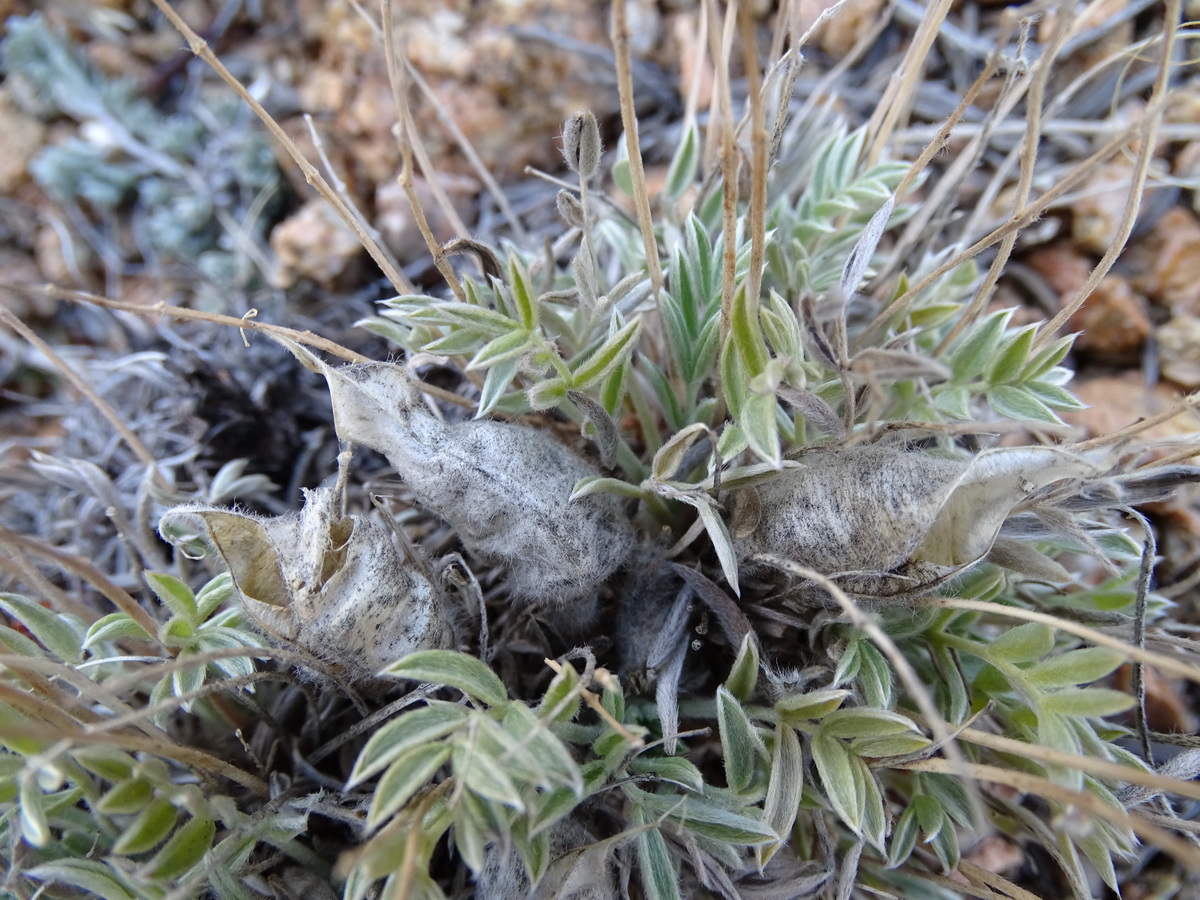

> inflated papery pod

[
  {"left": 276, "top": 339, "right": 637, "bottom": 605},
  {"left": 159, "top": 486, "right": 455, "bottom": 679},
  {"left": 734, "top": 443, "right": 1106, "bottom": 601}
]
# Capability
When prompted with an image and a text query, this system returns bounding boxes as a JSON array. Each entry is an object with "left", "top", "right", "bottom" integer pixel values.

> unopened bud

[
  {"left": 562, "top": 110, "right": 602, "bottom": 181},
  {"left": 556, "top": 189, "right": 586, "bottom": 228}
]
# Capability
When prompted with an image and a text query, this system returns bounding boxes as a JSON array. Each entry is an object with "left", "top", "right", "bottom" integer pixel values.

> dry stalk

[
  {"left": 931, "top": 9, "right": 1067, "bottom": 354},
  {"left": 34, "top": 285, "right": 477, "bottom": 410},
  {"left": 145, "top": 0, "right": 413, "bottom": 296},
  {"left": 740, "top": 6, "right": 768, "bottom": 312},
  {"left": 1035, "top": 0, "right": 1180, "bottom": 350},
  {"left": 612, "top": 0, "right": 664, "bottom": 299},
  {"left": 862, "top": 0, "right": 953, "bottom": 167},
  {"left": 380, "top": 0, "right": 467, "bottom": 304},
  {"left": 923, "top": 597, "right": 1200, "bottom": 687},
  {"left": 865, "top": 117, "right": 1148, "bottom": 336},
  {"left": 899, "top": 756, "right": 1200, "bottom": 872}
]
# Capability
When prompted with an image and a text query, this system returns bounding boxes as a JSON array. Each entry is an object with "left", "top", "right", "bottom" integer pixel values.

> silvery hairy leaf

[
  {"left": 277, "top": 338, "right": 636, "bottom": 605},
  {"left": 159, "top": 486, "right": 454, "bottom": 679}
]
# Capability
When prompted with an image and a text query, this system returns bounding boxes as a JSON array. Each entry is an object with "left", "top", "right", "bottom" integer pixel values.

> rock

[
  {"left": 1064, "top": 373, "right": 1197, "bottom": 441},
  {"left": 376, "top": 172, "right": 478, "bottom": 264},
  {"left": 1148, "top": 207, "right": 1200, "bottom": 315},
  {"left": 1068, "top": 275, "right": 1151, "bottom": 364},
  {"left": 1157, "top": 316, "right": 1200, "bottom": 390},
  {"left": 269, "top": 198, "right": 363, "bottom": 288}
]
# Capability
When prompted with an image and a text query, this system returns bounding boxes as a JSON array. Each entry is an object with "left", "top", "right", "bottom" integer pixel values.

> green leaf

[
  {"left": 18, "top": 776, "right": 49, "bottom": 846},
  {"left": 194, "top": 572, "right": 236, "bottom": 621},
  {"left": 612, "top": 138, "right": 632, "bottom": 196},
  {"left": 696, "top": 502, "right": 740, "bottom": 596},
  {"left": 986, "top": 324, "right": 1037, "bottom": 385},
  {"left": 717, "top": 686, "right": 764, "bottom": 793},
  {"left": 527, "top": 377, "right": 568, "bottom": 411},
  {"left": 454, "top": 736, "right": 524, "bottom": 809},
  {"left": 569, "top": 476, "right": 646, "bottom": 501},
  {"left": 538, "top": 662, "right": 582, "bottom": 724},
  {"left": 145, "top": 572, "right": 198, "bottom": 627},
  {"left": 0, "top": 592, "right": 83, "bottom": 662},
  {"left": 468, "top": 330, "right": 532, "bottom": 370},
  {"left": 728, "top": 283, "right": 769, "bottom": 375},
  {"left": 651, "top": 422, "right": 710, "bottom": 483},
  {"left": 1023, "top": 380, "right": 1085, "bottom": 410},
  {"left": 421, "top": 328, "right": 487, "bottom": 357},
  {"left": 949, "top": 309, "right": 1012, "bottom": 382},
  {"left": 410, "top": 302, "right": 520, "bottom": 336},
  {"left": 82, "top": 613, "right": 151, "bottom": 650},
  {"left": 933, "top": 384, "right": 971, "bottom": 419},
  {"left": 142, "top": 816, "right": 216, "bottom": 880},
  {"left": 886, "top": 804, "right": 919, "bottom": 869},
  {"left": 921, "top": 772, "right": 976, "bottom": 828},
  {"left": 759, "top": 723, "right": 802, "bottom": 867},
  {"left": 1020, "top": 333, "right": 1076, "bottom": 381},
  {"left": 74, "top": 747, "right": 137, "bottom": 782},
  {"left": 569, "top": 317, "right": 642, "bottom": 390},
  {"left": 988, "top": 622, "right": 1056, "bottom": 664},
  {"left": 348, "top": 702, "right": 470, "bottom": 786},
  {"left": 514, "top": 825, "right": 550, "bottom": 886},
  {"left": 501, "top": 703, "right": 582, "bottom": 791},
  {"left": 477, "top": 355, "right": 522, "bottom": 417},
  {"left": 811, "top": 732, "right": 860, "bottom": 834},
  {"left": 627, "top": 755, "right": 704, "bottom": 792},
  {"left": 987, "top": 385, "right": 1059, "bottom": 423},
  {"left": 821, "top": 708, "right": 921, "bottom": 740},
  {"left": 98, "top": 777, "right": 154, "bottom": 815},
  {"left": 635, "top": 815, "right": 681, "bottom": 900},
  {"left": 1026, "top": 647, "right": 1126, "bottom": 689},
  {"left": 632, "top": 788, "right": 778, "bottom": 844},
  {"left": 725, "top": 633, "right": 760, "bottom": 702},
  {"left": 382, "top": 650, "right": 509, "bottom": 708},
  {"left": 854, "top": 754, "right": 887, "bottom": 851},
  {"left": 1040, "top": 687, "right": 1134, "bottom": 718},
  {"left": 27, "top": 860, "right": 136, "bottom": 900},
  {"left": 849, "top": 733, "right": 932, "bottom": 758},
  {"left": 113, "top": 796, "right": 178, "bottom": 855},
  {"left": 368, "top": 744, "right": 451, "bottom": 828},
  {"left": 665, "top": 121, "right": 700, "bottom": 200},
  {"left": 508, "top": 253, "right": 538, "bottom": 331},
  {"left": 775, "top": 689, "right": 849, "bottom": 724},
  {"left": 740, "top": 391, "right": 781, "bottom": 468}
]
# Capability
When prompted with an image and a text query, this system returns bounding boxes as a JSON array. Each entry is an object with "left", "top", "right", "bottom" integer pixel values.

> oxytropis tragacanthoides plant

[{"left": 3, "top": 3, "right": 1200, "bottom": 900}]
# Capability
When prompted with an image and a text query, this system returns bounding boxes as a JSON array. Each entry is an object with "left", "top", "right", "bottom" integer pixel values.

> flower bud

[{"left": 561, "top": 110, "right": 602, "bottom": 181}]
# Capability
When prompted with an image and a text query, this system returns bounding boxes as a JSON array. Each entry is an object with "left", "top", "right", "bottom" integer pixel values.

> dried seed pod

[
  {"left": 736, "top": 444, "right": 1105, "bottom": 601},
  {"left": 159, "top": 486, "right": 455, "bottom": 679},
  {"left": 278, "top": 340, "right": 637, "bottom": 605}
]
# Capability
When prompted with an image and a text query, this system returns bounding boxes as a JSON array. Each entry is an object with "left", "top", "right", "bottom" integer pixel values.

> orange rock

[
  {"left": 1071, "top": 158, "right": 1158, "bottom": 256},
  {"left": 1149, "top": 207, "right": 1200, "bottom": 315},
  {"left": 269, "top": 198, "right": 364, "bottom": 289},
  {"left": 1068, "top": 275, "right": 1151, "bottom": 364},
  {"left": 1114, "top": 663, "right": 1198, "bottom": 734},
  {"left": 1065, "top": 374, "right": 1197, "bottom": 441},
  {"left": 376, "top": 172, "right": 478, "bottom": 264},
  {"left": 1157, "top": 316, "right": 1200, "bottom": 390}
]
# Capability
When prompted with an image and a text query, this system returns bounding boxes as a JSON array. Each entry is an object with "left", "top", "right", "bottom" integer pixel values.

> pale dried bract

[
  {"left": 279, "top": 339, "right": 637, "bottom": 605},
  {"left": 159, "top": 486, "right": 455, "bottom": 679}
]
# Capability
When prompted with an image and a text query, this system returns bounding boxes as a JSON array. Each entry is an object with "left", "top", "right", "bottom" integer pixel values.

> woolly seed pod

[
  {"left": 561, "top": 110, "right": 602, "bottom": 181},
  {"left": 278, "top": 339, "right": 637, "bottom": 605},
  {"left": 735, "top": 443, "right": 1105, "bottom": 601},
  {"left": 160, "top": 486, "right": 455, "bottom": 680}
]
